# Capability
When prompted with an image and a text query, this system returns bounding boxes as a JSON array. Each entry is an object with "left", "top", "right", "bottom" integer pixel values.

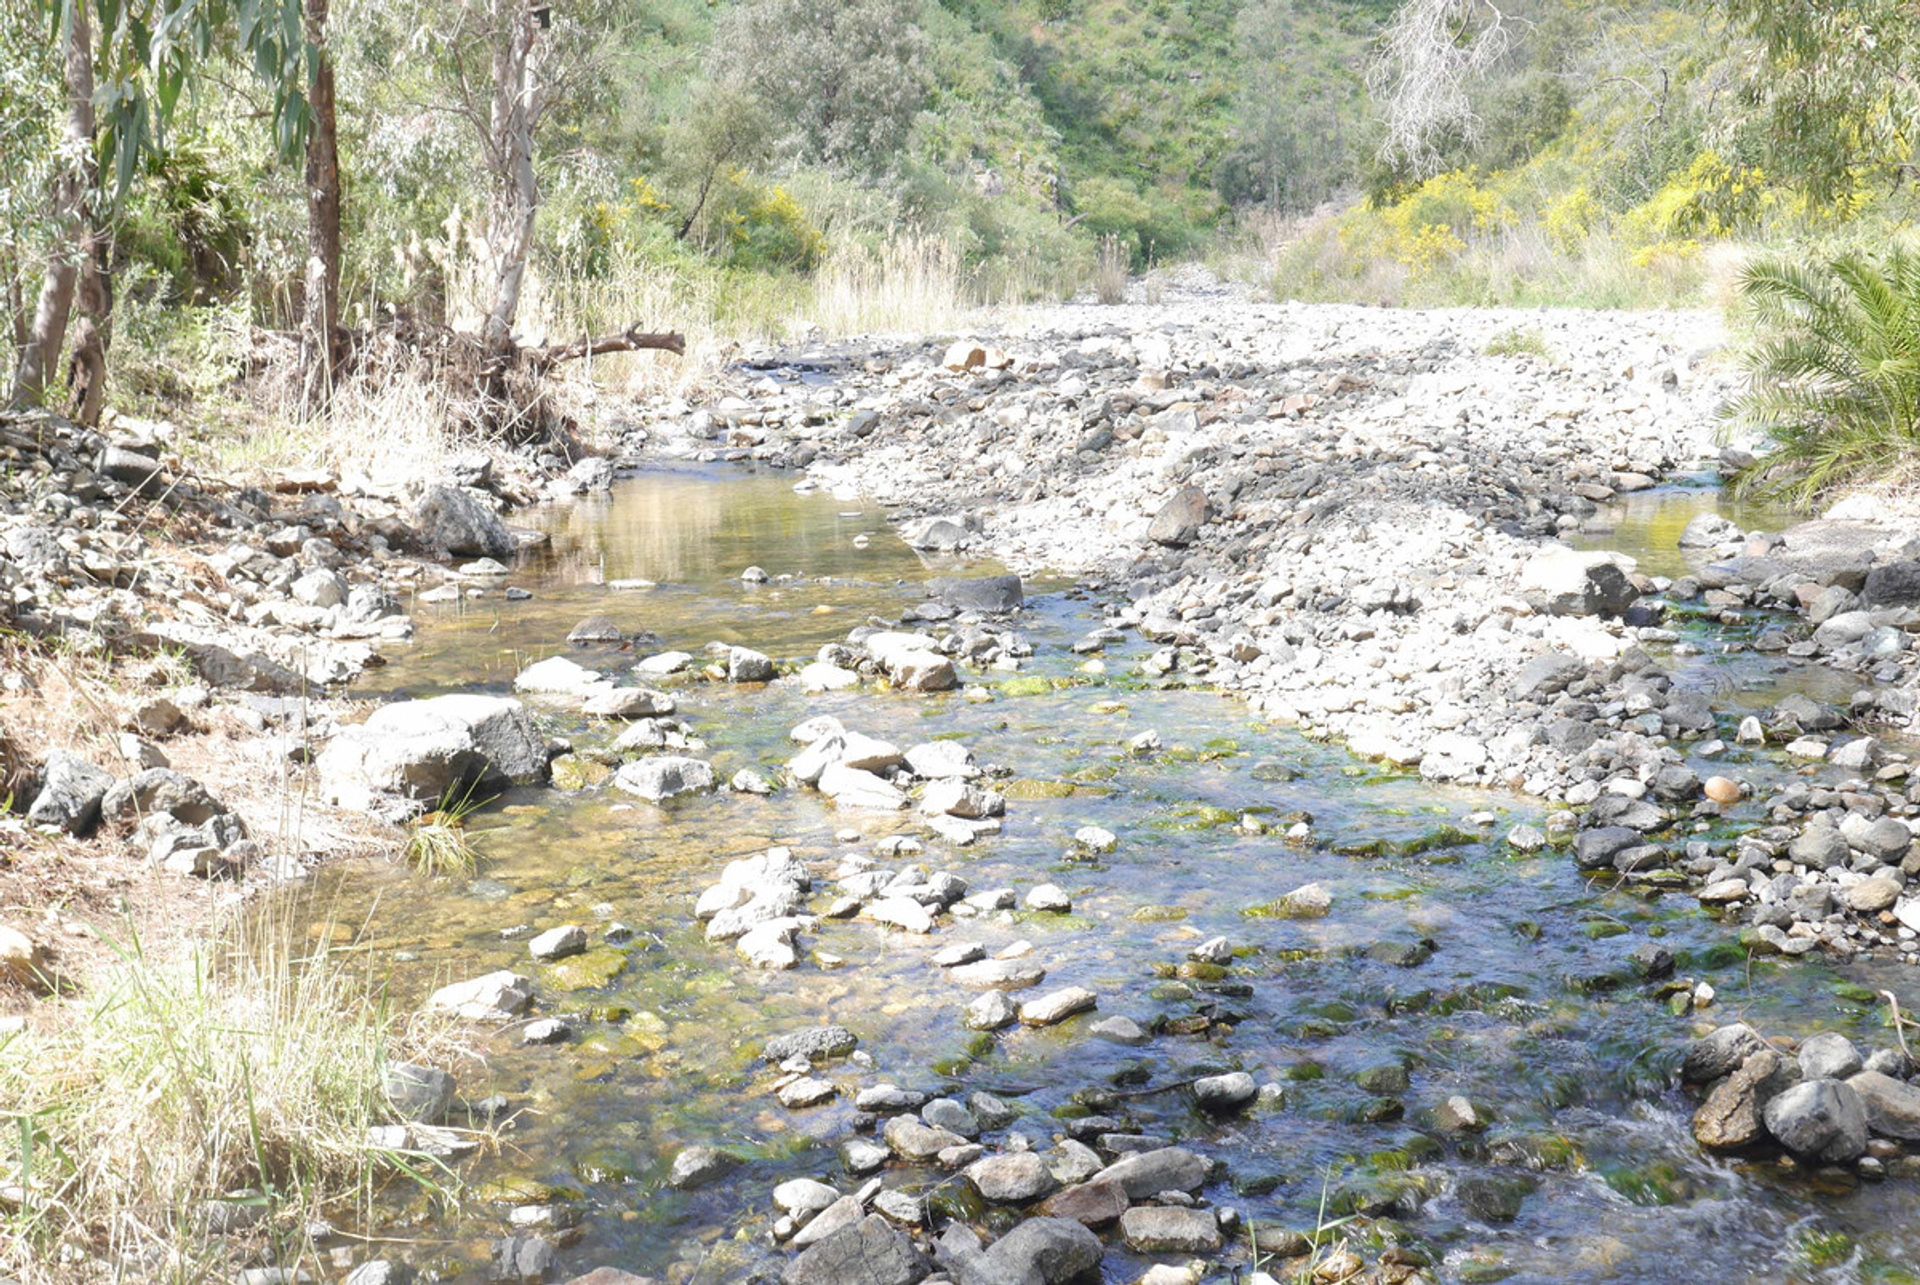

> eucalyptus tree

[
  {"left": 1717, "top": 0, "right": 1919, "bottom": 202},
  {"left": 9, "top": 0, "right": 331, "bottom": 420}
]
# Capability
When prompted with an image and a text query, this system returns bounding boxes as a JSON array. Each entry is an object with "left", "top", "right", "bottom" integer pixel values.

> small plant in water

[{"left": 405, "top": 781, "right": 491, "bottom": 876}]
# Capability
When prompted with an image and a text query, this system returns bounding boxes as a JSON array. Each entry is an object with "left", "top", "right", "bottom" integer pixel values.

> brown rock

[
  {"left": 1703, "top": 776, "right": 1741, "bottom": 806},
  {"left": 1693, "top": 1050, "right": 1782, "bottom": 1150},
  {"left": 1041, "top": 1178, "right": 1130, "bottom": 1227}
]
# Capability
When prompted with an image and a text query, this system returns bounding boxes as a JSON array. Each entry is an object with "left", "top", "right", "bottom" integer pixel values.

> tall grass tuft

[
  {"left": 0, "top": 906, "right": 465, "bottom": 1280},
  {"left": 404, "top": 783, "right": 490, "bottom": 877},
  {"left": 1723, "top": 247, "right": 1920, "bottom": 505},
  {"left": 804, "top": 234, "right": 969, "bottom": 337}
]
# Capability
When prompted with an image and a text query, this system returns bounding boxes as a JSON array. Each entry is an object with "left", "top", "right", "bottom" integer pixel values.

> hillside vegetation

[{"left": 5, "top": 0, "right": 1920, "bottom": 499}]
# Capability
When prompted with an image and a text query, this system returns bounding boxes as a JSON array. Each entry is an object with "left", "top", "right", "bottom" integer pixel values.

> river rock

[
  {"left": 1149, "top": 486, "right": 1210, "bottom": 547},
  {"left": 1193, "top": 1071, "right": 1257, "bottom": 1112},
  {"left": 668, "top": 1145, "right": 740, "bottom": 1190},
  {"left": 1119, "top": 1205, "right": 1220, "bottom": 1253},
  {"left": 491, "top": 1233, "right": 556, "bottom": 1282},
  {"left": 1762, "top": 1078, "right": 1869, "bottom": 1163},
  {"left": 763, "top": 1028, "right": 862, "bottom": 1072},
  {"left": 905, "top": 740, "right": 979, "bottom": 779},
  {"left": 868, "top": 896, "right": 936, "bottom": 934},
  {"left": 953, "top": 957, "right": 1046, "bottom": 991},
  {"left": 775, "top": 1178, "right": 841, "bottom": 1217},
  {"left": 1019, "top": 986, "right": 1096, "bottom": 1026},
  {"left": 515, "top": 655, "right": 605, "bottom": 697},
  {"left": 1519, "top": 547, "right": 1638, "bottom": 616},
  {"left": 884, "top": 1116, "right": 966, "bottom": 1161},
  {"left": 973, "top": 1217, "right": 1103, "bottom": 1284},
  {"left": 1847, "top": 1070, "right": 1920, "bottom": 1140},
  {"left": 964, "top": 992, "right": 1019, "bottom": 1030},
  {"left": 1023, "top": 883, "right": 1070, "bottom": 912},
  {"left": 1094, "top": 1146, "right": 1208, "bottom": 1198},
  {"left": 416, "top": 485, "right": 513, "bottom": 559},
  {"left": 27, "top": 751, "right": 115, "bottom": 834},
  {"left": 1683, "top": 1024, "right": 1769, "bottom": 1084},
  {"left": 317, "top": 695, "right": 549, "bottom": 810},
  {"left": 566, "top": 615, "right": 625, "bottom": 644},
  {"left": 819, "top": 763, "right": 908, "bottom": 810},
  {"left": 966, "top": 1152, "right": 1057, "bottom": 1203},
  {"left": 612, "top": 756, "right": 714, "bottom": 801},
  {"left": 1042, "top": 1178, "right": 1130, "bottom": 1227},
  {"left": 528, "top": 925, "right": 587, "bottom": 961},
  {"left": 1692, "top": 1049, "right": 1784, "bottom": 1151},
  {"left": 384, "top": 1063, "right": 457, "bottom": 1122},
  {"left": 932, "top": 575, "right": 1024, "bottom": 614},
  {"left": 583, "top": 686, "right": 674, "bottom": 719},
  {"left": 728, "top": 647, "right": 775, "bottom": 683},
  {"left": 427, "top": 971, "right": 532, "bottom": 1022}
]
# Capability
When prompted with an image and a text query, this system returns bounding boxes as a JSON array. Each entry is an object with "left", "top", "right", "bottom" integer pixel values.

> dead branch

[{"left": 522, "top": 326, "right": 686, "bottom": 370}]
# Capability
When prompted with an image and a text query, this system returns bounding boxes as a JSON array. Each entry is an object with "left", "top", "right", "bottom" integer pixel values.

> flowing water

[{"left": 311, "top": 464, "right": 1920, "bottom": 1284}]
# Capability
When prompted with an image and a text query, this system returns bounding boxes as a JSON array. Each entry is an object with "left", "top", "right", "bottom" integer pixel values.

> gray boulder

[
  {"left": 1762, "top": 1078, "right": 1868, "bottom": 1163},
  {"left": 1092, "top": 1146, "right": 1208, "bottom": 1198},
  {"left": 27, "top": 751, "right": 115, "bottom": 834},
  {"left": 1682, "top": 1024, "right": 1768, "bottom": 1084},
  {"left": 783, "top": 1214, "right": 928, "bottom": 1285},
  {"left": 932, "top": 575, "right": 1024, "bottom": 614},
  {"left": 1519, "top": 548, "right": 1638, "bottom": 617},
  {"left": 969, "top": 1217, "right": 1102, "bottom": 1285},
  {"left": 384, "top": 1063, "right": 456, "bottom": 1122},
  {"left": 611, "top": 756, "right": 714, "bottom": 801},
  {"left": 317, "top": 695, "right": 549, "bottom": 810},
  {"left": 1148, "top": 486, "right": 1209, "bottom": 547},
  {"left": 1847, "top": 1070, "right": 1920, "bottom": 1141},
  {"left": 415, "top": 485, "right": 514, "bottom": 559},
  {"left": 1797, "top": 1033, "right": 1862, "bottom": 1081}
]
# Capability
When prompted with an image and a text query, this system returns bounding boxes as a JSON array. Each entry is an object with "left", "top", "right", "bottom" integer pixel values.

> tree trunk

[
  {"left": 11, "top": 0, "right": 95, "bottom": 409},
  {"left": 301, "top": 0, "right": 343, "bottom": 409},
  {"left": 64, "top": 229, "right": 111, "bottom": 426},
  {"left": 483, "top": 0, "right": 542, "bottom": 353}
]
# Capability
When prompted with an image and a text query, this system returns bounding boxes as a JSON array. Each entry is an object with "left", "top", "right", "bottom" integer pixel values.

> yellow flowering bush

[
  {"left": 1543, "top": 186, "right": 1601, "bottom": 250},
  {"left": 1342, "top": 169, "right": 1514, "bottom": 276}
]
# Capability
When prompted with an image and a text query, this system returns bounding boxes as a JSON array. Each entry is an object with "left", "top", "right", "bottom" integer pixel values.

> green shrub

[{"left": 1724, "top": 247, "right": 1920, "bottom": 503}]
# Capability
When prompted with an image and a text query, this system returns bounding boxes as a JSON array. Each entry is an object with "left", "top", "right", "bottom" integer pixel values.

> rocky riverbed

[{"left": 9, "top": 287, "right": 1920, "bottom": 1283}]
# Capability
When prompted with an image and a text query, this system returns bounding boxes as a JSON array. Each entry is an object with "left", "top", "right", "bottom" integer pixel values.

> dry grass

[
  {"left": 1094, "top": 235, "right": 1130, "bottom": 305},
  {"left": 0, "top": 900, "right": 473, "bottom": 1282},
  {"left": 803, "top": 233, "right": 971, "bottom": 337}
]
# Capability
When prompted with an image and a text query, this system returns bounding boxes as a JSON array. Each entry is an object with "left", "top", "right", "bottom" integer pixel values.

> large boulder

[
  {"left": 1847, "top": 1070, "right": 1920, "bottom": 1141},
  {"left": 972, "top": 1217, "right": 1103, "bottom": 1284},
  {"left": 612, "top": 756, "right": 714, "bottom": 801},
  {"left": 1771, "top": 519, "right": 1884, "bottom": 591},
  {"left": 415, "top": 485, "right": 514, "bottom": 559},
  {"left": 316, "top": 695, "right": 549, "bottom": 810},
  {"left": 26, "top": 751, "right": 115, "bottom": 834},
  {"left": 1148, "top": 486, "right": 1210, "bottom": 547},
  {"left": 1762, "top": 1078, "right": 1869, "bottom": 1163},
  {"left": 1519, "top": 547, "right": 1638, "bottom": 617},
  {"left": 783, "top": 1214, "right": 928, "bottom": 1285}
]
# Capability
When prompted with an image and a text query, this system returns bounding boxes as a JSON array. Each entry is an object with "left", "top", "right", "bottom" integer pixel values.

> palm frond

[{"left": 1724, "top": 246, "right": 1920, "bottom": 503}]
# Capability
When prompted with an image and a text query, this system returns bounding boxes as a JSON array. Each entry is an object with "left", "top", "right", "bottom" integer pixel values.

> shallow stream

[{"left": 314, "top": 464, "right": 1920, "bottom": 1284}]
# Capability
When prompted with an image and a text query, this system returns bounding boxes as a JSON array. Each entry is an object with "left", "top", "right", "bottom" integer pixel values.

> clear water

[{"left": 307, "top": 466, "right": 1920, "bottom": 1284}]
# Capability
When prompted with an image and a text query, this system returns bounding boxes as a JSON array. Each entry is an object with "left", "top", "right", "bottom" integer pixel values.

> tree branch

[{"left": 521, "top": 325, "right": 687, "bottom": 369}]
